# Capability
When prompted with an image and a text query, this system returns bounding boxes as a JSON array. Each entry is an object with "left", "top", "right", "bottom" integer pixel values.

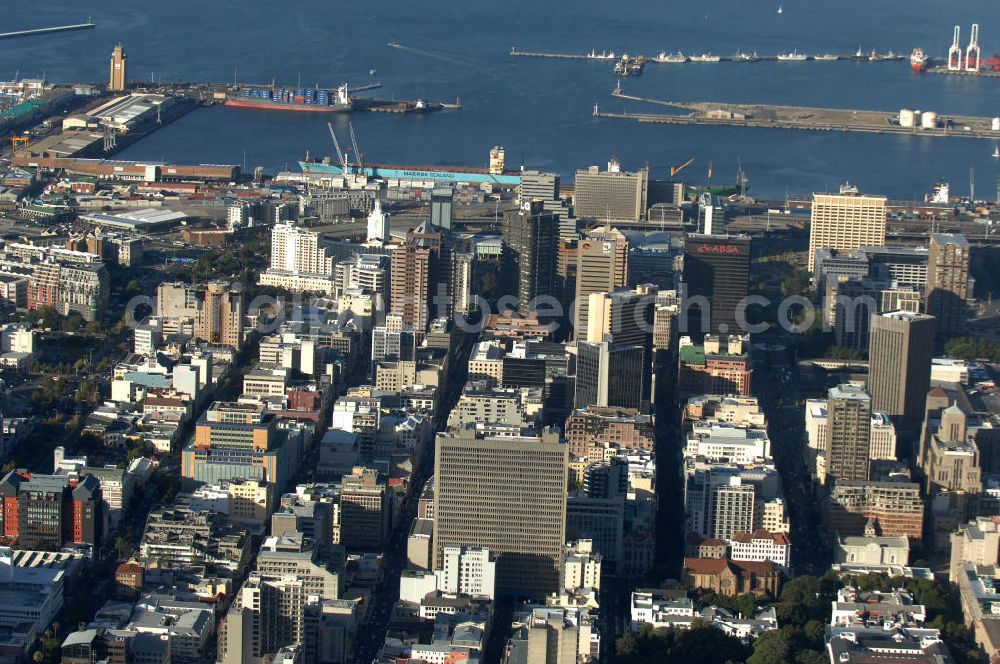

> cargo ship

[
  {"left": 226, "top": 83, "right": 354, "bottom": 112},
  {"left": 225, "top": 82, "right": 443, "bottom": 114},
  {"left": 910, "top": 47, "right": 928, "bottom": 72},
  {"left": 300, "top": 146, "right": 522, "bottom": 186}
]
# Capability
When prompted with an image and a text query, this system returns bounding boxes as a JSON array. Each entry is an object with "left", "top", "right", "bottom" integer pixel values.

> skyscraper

[
  {"left": 260, "top": 221, "right": 339, "bottom": 294},
  {"left": 338, "top": 467, "right": 389, "bottom": 551},
  {"left": 573, "top": 161, "right": 649, "bottom": 221},
  {"left": 586, "top": 285, "right": 657, "bottom": 400},
  {"left": 390, "top": 223, "right": 443, "bottom": 333},
  {"left": 430, "top": 187, "right": 454, "bottom": 231},
  {"left": 808, "top": 188, "right": 887, "bottom": 272},
  {"left": 925, "top": 233, "right": 970, "bottom": 339},
  {"left": 156, "top": 281, "right": 244, "bottom": 348},
  {"left": 433, "top": 428, "right": 567, "bottom": 598},
  {"left": 712, "top": 482, "right": 756, "bottom": 541},
  {"left": 197, "top": 281, "right": 244, "bottom": 349},
  {"left": 683, "top": 234, "right": 751, "bottom": 336},
  {"left": 451, "top": 252, "right": 474, "bottom": 314},
  {"left": 521, "top": 170, "right": 574, "bottom": 240},
  {"left": 519, "top": 170, "right": 560, "bottom": 205},
  {"left": 109, "top": 44, "right": 127, "bottom": 92},
  {"left": 574, "top": 230, "right": 629, "bottom": 335},
  {"left": 502, "top": 203, "right": 557, "bottom": 312},
  {"left": 826, "top": 384, "right": 873, "bottom": 484},
  {"left": 585, "top": 286, "right": 656, "bottom": 348},
  {"left": 574, "top": 340, "right": 644, "bottom": 410},
  {"left": 868, "top": 311, "right": 935, "bottom": 428}
]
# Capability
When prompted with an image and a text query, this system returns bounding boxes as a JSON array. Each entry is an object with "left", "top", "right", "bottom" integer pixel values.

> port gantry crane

[
  {"left": 326, "top": 122, "right": 349, "bottom": 172},
  {"left": 348, "top": 123, "right": 364, "bottom": 172},
  {"left": 327, "top": 121, "right": 365, "bottom": 173}
]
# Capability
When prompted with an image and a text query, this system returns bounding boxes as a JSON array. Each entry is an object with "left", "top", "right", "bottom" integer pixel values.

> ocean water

[{"left": 3, "top": 0, "right": 999, "bottom": 198}]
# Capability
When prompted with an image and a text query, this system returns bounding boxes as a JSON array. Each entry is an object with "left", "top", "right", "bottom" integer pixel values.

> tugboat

[
  {"left": 614, "top": 54, "right": 645, "bottom": 76},
  {"left": 910, "top": 47, "right": 928, "bottom": 72}
]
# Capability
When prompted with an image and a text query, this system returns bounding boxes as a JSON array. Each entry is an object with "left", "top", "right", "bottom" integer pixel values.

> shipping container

[{"left": 293, "top": 95, "right": 305, "bottom": 103}]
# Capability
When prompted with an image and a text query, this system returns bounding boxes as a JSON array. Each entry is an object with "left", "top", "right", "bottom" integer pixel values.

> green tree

[
  {"left": 945, "top": 337, "right": 1000, "bottom": 362},
  {"left": 115, "top": 532, "right": 134, "bottom": 560},
  {"left": 612, "top": 622, "right": 749, "bottom": 664},
  {"left": 124, "top": 279, "right": 143, "bottom": 297},
  {"left": 60, "top": 312, "right": 85, "bottom": 332},
  {"left": 75, "top": 378, "right": 99, "bottom": 406},
  {"left": 746, "top": 628, "right": 793, "bottom": 664},
  {"left": 795, "top": 651, "right": 828, "bottom": 664},
  {"left": 802, "top": 619, "right": 825, "bottom": 648}
]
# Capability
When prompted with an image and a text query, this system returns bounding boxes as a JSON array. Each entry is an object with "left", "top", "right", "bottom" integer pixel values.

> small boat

[
  {"left": 735, "top": 51, "right": 760, "bottom": 62},
  {"left": 814, "top": 54, "right": 838, "bottom": 61},
  {"left": 777, "top": 50, "right": 807, "bottom": 61},
  {"left": 868, "top": 49, "right": 881, "bottom": 61},
  {"left": 387, "top": 40, "right": 399, "bottom": 47},
  {"left": 369, "top": 69, "right": 377, "bottom": 76},
  {"left": 777, "top": 5, "right": 783, "bottom": 13},
  {"left": 993, "top": 146, "right": 1000, "bottom": 158},
  {"left": 690, "top": 53, "right": 721, "bottom": 62}
]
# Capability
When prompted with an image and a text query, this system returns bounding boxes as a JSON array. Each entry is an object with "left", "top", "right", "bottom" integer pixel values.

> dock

[
  {"left": 346, "top": 83, "right": 382, "bottom": 93},
  {"left": 927, "top": 66, "right": 1000, "bottom": 78},
  {"left": 511, "top": 46, "right": 909, "bottom": 64},
  {"left": 597, "top": 92, "right": 1000, "bottom": 139},
  {"left": 0, "top": 21, "right": 95, "bottom": 40},
  {"left": 510, "top": 48, "right": 598, "bottom": 60}
]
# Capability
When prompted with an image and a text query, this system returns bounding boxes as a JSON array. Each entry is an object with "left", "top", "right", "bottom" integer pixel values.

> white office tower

[
  {"left": 367, "top": 198, "right": 389, "bottom": 244},
  {"left": 698, "top": 193, "right": 714, "bottom": 235}
]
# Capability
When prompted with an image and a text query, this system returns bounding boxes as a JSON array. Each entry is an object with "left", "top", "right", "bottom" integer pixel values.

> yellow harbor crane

[{"left": 670, "top": 157, "right": 694, "bottom": 178}]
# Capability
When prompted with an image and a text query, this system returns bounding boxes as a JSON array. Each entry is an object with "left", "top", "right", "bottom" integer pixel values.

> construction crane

[
  {"left": 670, "top": 157, "right": 694, "bottom": 178},
  {"left": 326, "top": 122, "right": 348, "bottom": 171},
  {"left": 10, "top": 135, "right": 29, "bottom": 151}
]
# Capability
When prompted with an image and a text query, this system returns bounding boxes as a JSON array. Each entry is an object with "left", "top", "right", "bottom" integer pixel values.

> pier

[
  {"left": 927, "top": 66, "right": 1000, "bottom": 78},
  {"left": 510, "top": 48, "right": 598, "bottom": 60},
  {"left": 597, "top": 92, "right": 1000, "bottom": 139},
  {"left": 511, "top": 46, "right": 910, "bottom": 64},
  {"left": 0, "top": 21, "right": 95, "bottom": 40},
  {"left": 346, "top": 83, "right": 382, "bottom": 93}
]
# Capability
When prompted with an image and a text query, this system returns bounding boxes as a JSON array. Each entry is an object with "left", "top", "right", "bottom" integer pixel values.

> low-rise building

[
  {"left": 682, "top": 557, "right": 781, "bottom": 598},
  {"left": 834, "top": 534, "right": 910, "bottom": 567},
  {"left": 729, "top": 530, "right": 791, "bottom": 571}
]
